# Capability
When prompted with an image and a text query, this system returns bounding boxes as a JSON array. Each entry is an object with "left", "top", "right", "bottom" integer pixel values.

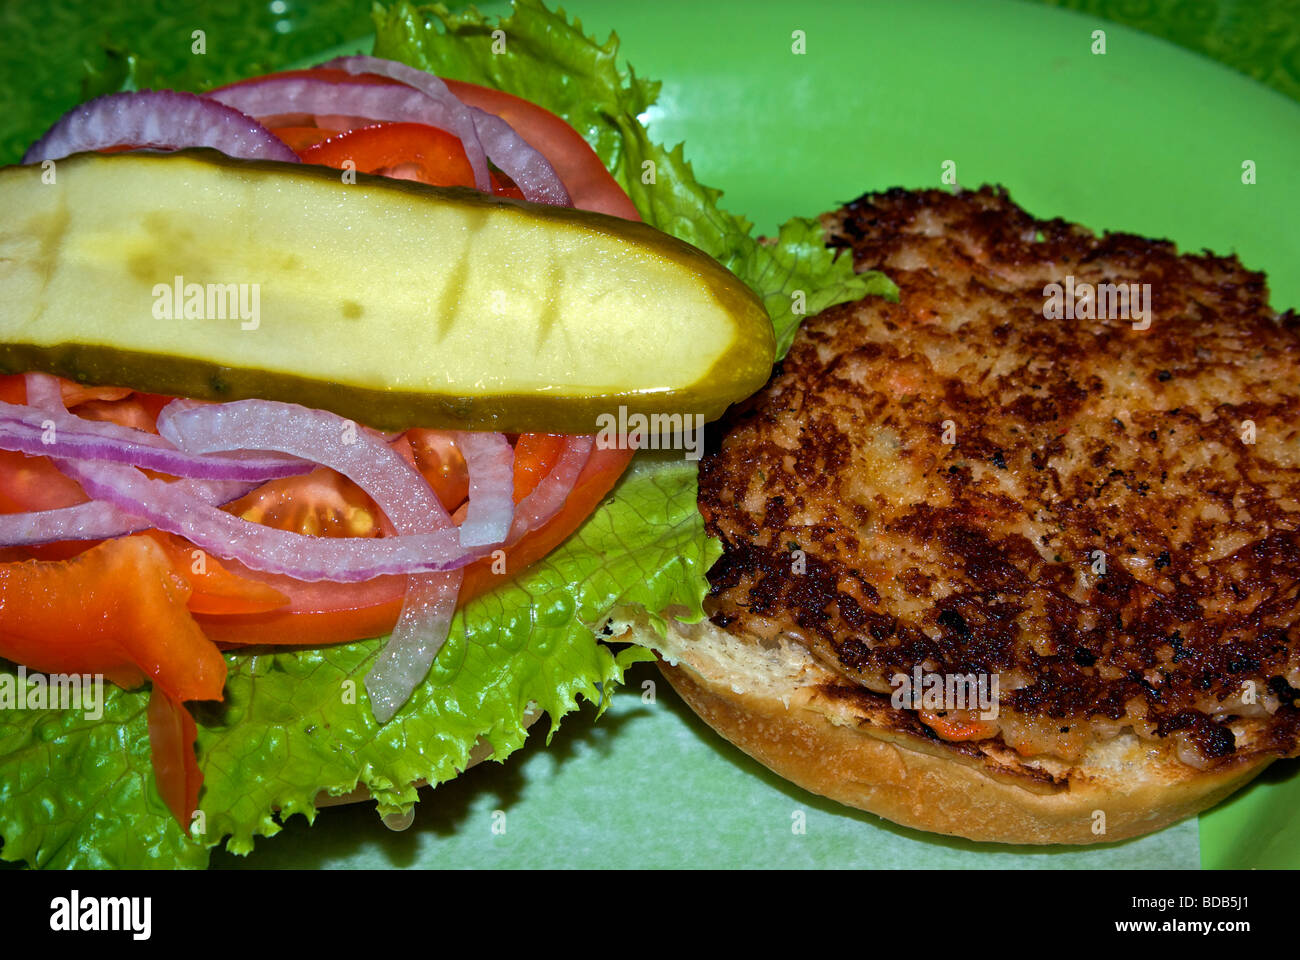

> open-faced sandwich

[
  {"left": 0, "top": 0, "right": 893, "bottom": 867},
  {"left": 627, "top": 184, "right": 1300, "bottom": 844}
]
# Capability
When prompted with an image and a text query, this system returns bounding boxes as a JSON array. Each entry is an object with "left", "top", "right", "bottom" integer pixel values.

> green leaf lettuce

[{"left": 0, "top": 0, "right": 892, "bottom": 868}]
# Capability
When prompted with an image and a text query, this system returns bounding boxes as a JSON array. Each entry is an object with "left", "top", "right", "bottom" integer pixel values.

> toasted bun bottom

[{"left": 618, "top": 614, "right": 1271, "bottom": 845}]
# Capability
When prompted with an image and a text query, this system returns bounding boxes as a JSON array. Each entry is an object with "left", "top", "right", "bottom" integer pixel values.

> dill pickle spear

[{"left": 0, "top": 149, "right": 774, "bottom": 433}]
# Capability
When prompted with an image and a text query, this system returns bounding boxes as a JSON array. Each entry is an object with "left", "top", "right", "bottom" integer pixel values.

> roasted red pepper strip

[
  {"left": 0, "top": 536, "right": 227, "bottom": 703},
  {"left": 298, "top": 121, "right": 476, "bottom": 186},
  {"left": 147, "top": 686, "right": 204, "bottom": 827},
  {"left": 140, "top": 530, "right": 290, "bottom": 616}
]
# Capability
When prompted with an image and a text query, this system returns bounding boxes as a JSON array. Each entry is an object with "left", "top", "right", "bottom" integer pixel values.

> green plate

[
  {"left": 6, "top": 0, "right": 1299, "bottom": 869},
  {"left": 207, "top": 0, "right": 1300, "bottom": 870}
]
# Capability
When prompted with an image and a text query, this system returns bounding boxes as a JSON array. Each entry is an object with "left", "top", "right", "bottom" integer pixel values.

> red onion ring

[
  {"left": 0, "top": 400, "right": 311, "bottom": 482},
  {"left": 508, "top": 436, "right": 595, "bottom": 543},
  {"left": 206, "top": 74, "right": 491, "bottom": 192},
  {"left": 22, "top": 90, "right": 300, "bottom": 164},
  {"left": 366, "top": 569, "right": 461, "bottom": 723},
  {"left": 452, "top": 431, "right": 515, "bottom": 548},
  {"left": 156, "top": 394, "right": 469, "bottom": 719},
  {"left": 462, "top": 104, "right": 572, "bottom": 206},
  {"left": 28, "top": 372, "right": 469, "bottom": 582},
  {"left": 53, "top": 448, "right": 470, "bottom": 580},
  {"left": 157, "top": 398, "right": 449, "bottom": 529},
  {"left": 0, "top": 477, "right": 257, "bottom": 547},
  {"left": 321, "top": 56, "right": 571, "bottom": 206}
]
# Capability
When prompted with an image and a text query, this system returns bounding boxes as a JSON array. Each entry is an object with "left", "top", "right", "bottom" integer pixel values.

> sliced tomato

[
  {"left": 511, "top": 433, "right": 566, "bottom": 500},
  {"left": 0, "top": 536, "right": 227, "bottom": 702},
  {"left": 141, "top": 530, "right": 289, "bottom": 616},
  {"left": 222, "top": 65, "right": 638, "bottom": 217},
  {"left": 61, "top": 383, "right": 134, "bottom": 406},
  {"left": 460, "top": 445, "right": 635, "bottom": 605},
  {"left": 147, "top": 686, "right": 203, "bottom": 827},
  {"left": 269, "top": 125, "right": 336, "bottom": 152},
  {"left": 444, "top": 79, "right": 641, "bottom": 220},
  {"left": 405, "top": 429, "right": 469, "bottom": 511},
  {"left": 0, "top": 515, "right": 233, "bottom": 832},
  {"left": 197, "top": 444, "right": 634, "bottom": 646},
  {"left": 294, "top": 120, "right": 528, "bottom": 199},
  {"left": 224, "top": 465, "right": 385, "bottom": 539},
  {"left": 489, "top": 169, "right": 525, "bottom": 201},
  {"left": 299, "top": 122, "right": 477, "bottom": 187},
  {"left": 0, "top": 381, "right": 94, "bottom": 560},
  {"left": 0, "top": 447, "right": 94, "bottom": 561},
  {"left": 195, "top": 569, "right": 408, "bottom": 648},
  {"left": 213, "top": 438, "right": 465, "bottom": 545},
  {"left": 0, "top": 448, "right": 87, "bottom": 514},
  {"left": 67, "top": 394, "right": 166, "bottom": 434}
]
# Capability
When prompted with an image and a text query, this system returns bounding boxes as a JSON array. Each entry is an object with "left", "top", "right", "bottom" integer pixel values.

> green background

[{"left": 1, "top": 0, "right": 1297, "bottom": 869}]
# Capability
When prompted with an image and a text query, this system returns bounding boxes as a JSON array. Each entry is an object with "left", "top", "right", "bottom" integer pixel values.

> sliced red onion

[
  {"left": 452, "top": 431, "right": 514, "bottom": 548},
  {"left": 366, "top": 570, "right": 461, "bottom": 724},
  {"left": 23, "top": 373, "right": 66, "bottom": 409},
  {"left": 155, "top": 395, "right": 466, "bottom": 721},
  {"left": 508, "top": 436, "right": 595, "bottom": 543},
  {"left": 0, "top": 477, "right": 256, "bottom": 547},
  {"left": 0, "top": 400, "right": 310, "bottom": 482},
  {"left": 462, "top": 104, "right": 572, "bottom": 206},
  {"left": 157, "top": 398, "right": 448, "bottom": 529},
  {"left": 207, "top": 73, "right": 491, "bottom": 192},
  {"left": 365, "top": 434, "right": 591, "bottom": 720},
  {"left": 54, "top": 453, "right": 468, "bottom": 581},
  {"left": 320, "top": 56, "right": 571, "bottom": 206},
  {"left": 22, "top": 90, "right": 300, "bottom": 164},
  {"left": 17, "top": 380, "right": 486, "bottom": 580}
]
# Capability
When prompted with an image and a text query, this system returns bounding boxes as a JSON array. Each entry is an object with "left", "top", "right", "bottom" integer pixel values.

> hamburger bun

[
  {"left": 617, "top": 613, "right": 1270, "bottom": 844},
  {"left": 611, "top": 185, "right": 1300, "bottom": 845}
]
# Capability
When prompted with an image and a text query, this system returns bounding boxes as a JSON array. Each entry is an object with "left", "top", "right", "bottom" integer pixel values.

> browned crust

[
  {"left": 631, "top": 185, "right": 1295, "bottom": 843},
  {"left": 700, "top": 185, "right": 1300, "bottom": 766},
  {"left": 657, "top": 655, "right": 1271, "bottom": 844}
]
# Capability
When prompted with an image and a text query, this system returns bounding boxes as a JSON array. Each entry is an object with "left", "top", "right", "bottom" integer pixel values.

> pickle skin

[{"left": 0, "top": 149, "right": 775, "bottom": 433}]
